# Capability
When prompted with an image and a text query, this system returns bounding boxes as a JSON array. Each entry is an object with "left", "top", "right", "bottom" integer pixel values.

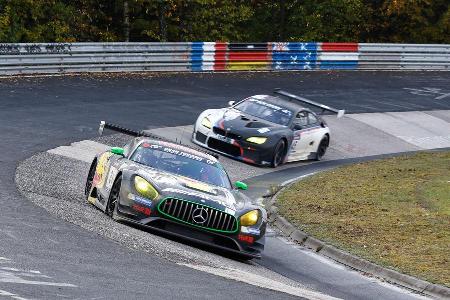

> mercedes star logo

[{"left": 192, "top": 207, "right": 208, "bottom": 224}]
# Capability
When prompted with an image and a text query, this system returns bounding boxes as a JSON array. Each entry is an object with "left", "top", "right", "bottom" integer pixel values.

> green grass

[{"left": 277, "top": 151, "right": 450, "bottom": 286}]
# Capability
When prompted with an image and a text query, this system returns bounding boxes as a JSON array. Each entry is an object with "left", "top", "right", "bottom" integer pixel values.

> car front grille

[
  {"left": 207, "top": 138, "right": 241, "bottom": 157},
  {"left": 157, "top": 198, "right": 238, "bottom": 233},
  {"left": 213, "top": 127, "right": 241, "bottom": 140},
  {"left": 195, "top": 131, "right": 207, "bottom": 144}
]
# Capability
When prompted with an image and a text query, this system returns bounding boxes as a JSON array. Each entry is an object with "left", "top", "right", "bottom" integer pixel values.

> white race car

[{"left": 192, "top": 89, "right": 344, "bottom": 167}]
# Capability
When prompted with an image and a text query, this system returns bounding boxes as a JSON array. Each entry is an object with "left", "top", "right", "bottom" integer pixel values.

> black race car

[
  {"left": 193, "top": 89, "right": 344, "bottom": 167},
  {"left": 85, "top": 122, "right": 267, "bottom": 259}
]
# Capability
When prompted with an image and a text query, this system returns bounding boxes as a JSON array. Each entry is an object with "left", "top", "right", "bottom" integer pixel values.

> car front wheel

[
  {"left": 85, "top": 160, "right": 97, "bottom": 199},
  {"left": 271, "top": 139, "right": 286, "bottom": 168},
  {"left": 106, "top": 176, "right": 121, "bottom": 217}
]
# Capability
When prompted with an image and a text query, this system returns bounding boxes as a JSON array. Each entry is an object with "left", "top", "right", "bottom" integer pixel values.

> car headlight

[
  {"left": 201, "top": 117, "right": 212, "bottom": 129},
  {"left": 134, "top": 176, "right": 159, "bottom": 200},
  {"left": 246, "top": 137, "right": 267, "bottom": 144},
  {"left": 240, "top": 210, "right": 259, "bottom": 226}
]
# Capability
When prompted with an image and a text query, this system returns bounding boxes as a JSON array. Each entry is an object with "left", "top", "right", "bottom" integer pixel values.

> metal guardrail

[
  {"left": 0, "top": 42, "right": 448, "bottom": 75},
  {"left": 357, "top": 43, "right": 450, "bottom": 70}
]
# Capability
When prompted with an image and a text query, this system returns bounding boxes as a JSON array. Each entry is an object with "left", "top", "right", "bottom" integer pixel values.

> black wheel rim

[
  {"left": 274, "top": 142, "right": 285, "bottom": 166},
  {"left": 85, "top": 164, "right": 96, "bottom": 197},
  {"left": 107, "top": 180, "right": 120, "bottom": 216}
]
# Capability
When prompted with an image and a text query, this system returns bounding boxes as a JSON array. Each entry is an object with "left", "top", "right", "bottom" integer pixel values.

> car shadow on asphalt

[{"left": 124, "top": 221, "right": 256, "bottom": 264}]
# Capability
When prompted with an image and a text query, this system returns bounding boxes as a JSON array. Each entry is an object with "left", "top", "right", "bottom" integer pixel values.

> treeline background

[{"left": 0, "top": 0, "right": 448, "bottom": 43}]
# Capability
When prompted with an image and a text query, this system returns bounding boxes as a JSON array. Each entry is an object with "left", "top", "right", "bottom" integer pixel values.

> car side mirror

[
  {"left": 111, "top": 147, "right": 124, "bottom": 156},
  {"left": 293, "top": 124, "right": 303, "bottom": 130},
  {"left": 228, "top": 100, "right": 235, "bottom": 107},
  {"left": 234, "top": 181, "right": 248, "bottom": 190}
]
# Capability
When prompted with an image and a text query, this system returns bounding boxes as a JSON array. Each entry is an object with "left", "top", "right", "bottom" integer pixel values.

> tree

[
  {"left": 362, "top": 0, "right": 449, "bottom": 43},
  {"left": 72, "top": 0, "right": 121, "bottom": 42},
  {"left": 0, "top": 0, "right": 76, "bottom": 42},
  {"left": 177, "top": 0, "right": 254, "bottom": 42},
  {"left": 0, "top": 0, "right": 448, "bottom": 43},
  {"left": 123, "top": 0, "right": 130, "bottom": 41}
]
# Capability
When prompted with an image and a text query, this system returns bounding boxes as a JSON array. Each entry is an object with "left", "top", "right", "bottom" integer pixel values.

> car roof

[
  {"left": 136, "top": 138, "right": 219, "bottom": 162},
  {"left": 248, "top": 95, "right": 313, "bottom": 113}
]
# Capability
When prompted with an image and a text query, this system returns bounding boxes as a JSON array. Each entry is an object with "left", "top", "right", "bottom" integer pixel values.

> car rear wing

[
  {"left": 273, "top": 89, "right": 345, "bottom": 118},
  {"left": 98, "top": 121, "right": 219, "bottom": 159},
  {"left": 99, "top": 121, "right": 158, "bottom": 139}
]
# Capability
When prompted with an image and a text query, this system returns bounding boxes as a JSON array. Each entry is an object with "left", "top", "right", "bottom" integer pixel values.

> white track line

[
  {"left": 0, "top": 289, "right": 30, "bottom": 300},
  {"left": 0, "top": 274, "right": 77, "bottom": 287},
  {"left": 0, "top": 267, "right": 77, "bottom": 287},
  {"left": 281, "top": 172, "right": 316, "bottom": 187},
  {"left": 180, "top": 263, "right": 341, "bottom": 300}
]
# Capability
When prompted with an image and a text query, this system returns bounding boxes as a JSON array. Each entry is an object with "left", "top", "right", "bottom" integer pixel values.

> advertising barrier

[{"left": 0, "top": 42, "right": 448, "bottom": 75}]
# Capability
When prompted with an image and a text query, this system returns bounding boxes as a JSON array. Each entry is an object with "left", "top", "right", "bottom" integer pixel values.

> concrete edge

[{"left": 266, "top": 180, "right": 450, "bottom": 299}]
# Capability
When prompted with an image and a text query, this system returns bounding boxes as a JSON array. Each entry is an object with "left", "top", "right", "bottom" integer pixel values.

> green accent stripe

[{"left": 157, "top": 197, "right": 239, "bottom": 234}]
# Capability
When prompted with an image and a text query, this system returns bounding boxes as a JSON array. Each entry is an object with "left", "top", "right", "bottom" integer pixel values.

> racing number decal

[
  {"left": 105, "top": 166, "right": 119, "bottom": 191},
  {"left": 93, "top": 152, "right": 113, "bottom": 188}
]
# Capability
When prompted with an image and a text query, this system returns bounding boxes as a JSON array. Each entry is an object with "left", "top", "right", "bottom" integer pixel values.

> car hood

[
  {"left": 208, "top": 108, "right": 282, "bottom": 135},
  {"left": 130, "top": 163, "right": 250, "bottom": 212}
]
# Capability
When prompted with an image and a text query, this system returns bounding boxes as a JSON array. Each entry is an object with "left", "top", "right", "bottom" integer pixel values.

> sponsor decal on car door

[
  {"left": 304, "top": 112, "right": 323, "bottom": 153},
  {"left": 93, "top": 152, "right": 113, "bottom": 188},
  {"left": 289, "top": 111, "right": 322, "bottom": 160}
]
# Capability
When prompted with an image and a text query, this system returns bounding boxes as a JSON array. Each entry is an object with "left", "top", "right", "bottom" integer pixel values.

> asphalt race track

[{"left": 1, "top": 72, "right": 450, "bottom": 299}]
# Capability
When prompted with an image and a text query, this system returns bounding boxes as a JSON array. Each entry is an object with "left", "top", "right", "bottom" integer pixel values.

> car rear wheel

[
  {"left": 271, "top": 139, "right": 286, "bottom": 168},
  {"left": 315, "top": 136, "right": 329, "bottom": 161},
  {"left": 106, "top": 176, "right": 121, "bottom": 217},
  {"left": 85, "top": 160, "right": 97, "bottom": 199}
]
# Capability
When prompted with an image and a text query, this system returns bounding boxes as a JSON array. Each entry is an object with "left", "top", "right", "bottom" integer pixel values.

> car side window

[
  {"left": 308, "top": 113, "right": 318, "bottom": 125},
  {"left": 295, "top": 111, "right": 308, "bottom": 126}
]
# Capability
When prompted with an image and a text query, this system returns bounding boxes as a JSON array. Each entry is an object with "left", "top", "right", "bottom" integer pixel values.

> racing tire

[
  {"left": 106, "top": 176, "right": 121, "bottom": 218},
  {"left": 85, "top": 160, "right": 97, "bottom": 199},
  {"left": 271, "top": 139, "right": 286, "bottom": 168},
  {"left": 315, "top": 136, "right": 329, "bottom": 161},
  {"left": 236, "top": 254, "right": 254, "bottom": 261}
]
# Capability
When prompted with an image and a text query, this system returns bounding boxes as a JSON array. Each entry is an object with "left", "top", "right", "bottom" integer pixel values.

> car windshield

[
  {"left": 130, "top": 143, "right": 231, "bottom": 189},
  {"left": 234, "top": 97, "right": 293, "bottom": 126}
]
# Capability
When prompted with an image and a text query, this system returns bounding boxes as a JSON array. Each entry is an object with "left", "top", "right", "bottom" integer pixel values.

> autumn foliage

[{"left": 0, "top": 0, "right": 448, "bottom": 43}]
